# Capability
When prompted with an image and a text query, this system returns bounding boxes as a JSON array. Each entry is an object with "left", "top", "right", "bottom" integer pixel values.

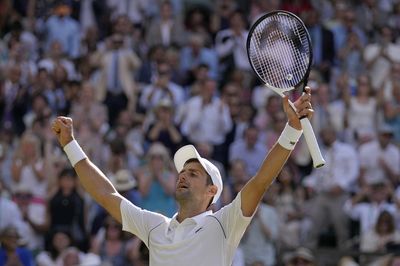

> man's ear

[{"left": 208, "top": 185, "right": 218, "bottom": 197}]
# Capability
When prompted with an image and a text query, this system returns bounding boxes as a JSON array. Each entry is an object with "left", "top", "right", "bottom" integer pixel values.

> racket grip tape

[{"left": 300, "top": 118, "right": 326, "bottom": 168}]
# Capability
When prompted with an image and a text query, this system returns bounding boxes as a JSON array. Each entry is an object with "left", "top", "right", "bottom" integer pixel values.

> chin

[{"left": 174, "top": 190, "right": 191, "bottom": 202}]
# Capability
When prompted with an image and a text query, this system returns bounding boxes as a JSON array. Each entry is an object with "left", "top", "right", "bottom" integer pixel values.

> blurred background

[{"left": 0, "top": 0, "right": 399, "bottom": 265}]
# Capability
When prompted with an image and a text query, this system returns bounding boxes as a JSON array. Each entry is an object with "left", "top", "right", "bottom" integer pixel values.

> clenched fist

[{"left": 52, "top": 116, "right": 75, "bottom": 147}]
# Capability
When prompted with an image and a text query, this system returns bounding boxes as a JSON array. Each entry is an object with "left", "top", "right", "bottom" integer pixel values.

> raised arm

[
  {"left": 52, "top": 117, "right": 124, "bottom": 223},
  {"left": 240, "top": 88, "right": 313, "bottom": 217}
]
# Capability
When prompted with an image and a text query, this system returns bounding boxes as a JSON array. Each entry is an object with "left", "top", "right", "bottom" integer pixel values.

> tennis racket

[{"left": 246, "top": 10, "right": 325, "bottom": 168}]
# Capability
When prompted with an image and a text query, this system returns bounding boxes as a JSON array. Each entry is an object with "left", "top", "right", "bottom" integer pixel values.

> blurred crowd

[{"left": 0, "top": 0, "right": 399, "bottom": 265}]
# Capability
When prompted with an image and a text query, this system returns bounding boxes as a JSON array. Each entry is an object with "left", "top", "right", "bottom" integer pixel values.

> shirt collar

[{"left": 169, "top": 210, "right": 213, "bottom": 227}]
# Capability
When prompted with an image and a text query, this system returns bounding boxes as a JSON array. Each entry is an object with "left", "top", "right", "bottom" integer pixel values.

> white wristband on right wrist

[
  {"left": 63, "top": 140, "right": 87, "bottom": 167},
  {"left": 278, "top": 123, "right": 303, "bottom": 150}
]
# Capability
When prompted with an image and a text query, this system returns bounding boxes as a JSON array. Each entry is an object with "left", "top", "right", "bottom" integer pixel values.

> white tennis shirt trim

[{"left": 120, "top": 192, "right": 252, "bottom": 266}]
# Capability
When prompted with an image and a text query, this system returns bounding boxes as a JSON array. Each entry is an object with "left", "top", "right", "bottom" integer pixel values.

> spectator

[
  {"left": 364, "top": 26, "right": 400, "bottom": 91},
  {"left": 0, "top": 179, "right": 25, "bottom": 235},
  {"left": 358, "top": 124, "right": 400, "bottom": 187},
  {"left": 139, "top": 62, "right": 184, "bottom": 113},
  {"left": 303, "top": 126, "right": 359, "bottom": 249},
  {"left": 145, "top": 98, "right": 182, "bottom": 154},
  {"left": 136, "top": 44, "right": 166, "bottom": 85},
  {"left": 329, "top": 8, "right": 367, "bottom": 60},
  {"left": 180, "top": 33, "right": 219, "bottom": 80},
  {"left": 360, "top": 211, "right": 400, "bottom": 265},
  {"left": 91, "top": 215, "right": 136, "bottom": 266},
  {"left": 146, "top": 0, "right": 187, "bottom": 48},
  {"left": 303, "top": 9, "right": 335, "bottom": 81},
  {"left": 229, "top": 124, "right": 267, "bottom": 177},
  {"left": 38, "top": 40, "right": 77, "bottom": 80},
  {"left": 275, "top": 165, "right": 311, "bottom": 249},
  {"left": 11, "top": 132, "right": 47, "bottom": 198},
  {"left": 0, "top": 225, "right": 34, "bottom": 266},
  {"left": 36, "top": 227, "right": 75, "bottom": 266},
  {"left": 344, "top": 178, "right": 397, "bottom": 236},
  {"left": 137, "top": 142, "right": 177, "bottom": 217},
  {"left": 46, "top": 168, "right": 88, "bottom": 251},
  {"left": 337, "top": 31, "right": 365, "bottom": 80},
  {"left": 240, "top": 193, "right": 280, "bottom": 266},
  {"left": 179, "top": 77, "right": 232, "bottom": 162},
  {"left": 90, "top": 33, "right": 141, "bottom": 125},
  {"left": 2, "top": 63, "right": 30, "bottom": 135},
  {"left": 381, "top": 81, "right": 400, "bottom": 145},
  {"left": 215, "top": 10, "right": 251, "bottom": 83},
  {"left": 42, "top": 1, "right": 81, "bottom": 59},
  {"left": 12, "top": 183, "right": 47, "bottom": 252},
  {"left": 344, "top": 74, "right": 381, "bottom": 143}
]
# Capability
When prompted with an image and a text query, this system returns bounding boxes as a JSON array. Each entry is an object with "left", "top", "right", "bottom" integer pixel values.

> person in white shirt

[
  {"left": 51, "top": 88, "right": 315, "bottom": 266},
  {"left": 179, "top": 78, "right": 232, "bottom": 145},
  {"left": 358, "top": 124, "right": 400, "bottom": 186},
  {"left": 303, "top": 126, "right": 359, "bottom": 249},
  {"left": 343, "top": 178, "right": 397, "bottom": 235}
]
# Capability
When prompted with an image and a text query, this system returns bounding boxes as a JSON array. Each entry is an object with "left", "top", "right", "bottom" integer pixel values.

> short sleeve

[
  {"left": 120, "top": 198, "right": 167, "bottom": 245},
  {"left": 214, "top": 192, "right": 253, "bottom": 245}
]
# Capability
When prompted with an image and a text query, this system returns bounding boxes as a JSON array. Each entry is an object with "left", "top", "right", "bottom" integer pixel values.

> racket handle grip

[{"left": 300, "top": 118, "right": 326, "bottom": 168}]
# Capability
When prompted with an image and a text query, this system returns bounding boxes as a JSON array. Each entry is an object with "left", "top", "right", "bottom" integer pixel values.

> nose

[{"left": 177, "top": 172, "right": 187, "bottom": 182}]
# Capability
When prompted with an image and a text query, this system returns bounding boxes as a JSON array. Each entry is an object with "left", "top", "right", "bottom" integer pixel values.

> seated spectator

[
  {"left": 0, "top": 225, "right": 34, "bottom": 266},
  {"left": 137, "top": 142, "right": 177, "bottom": 216}
]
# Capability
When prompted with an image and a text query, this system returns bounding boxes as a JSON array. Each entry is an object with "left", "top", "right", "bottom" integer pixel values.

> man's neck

[{"left": 176, "top": 202, "right": 208, "bottom": 223}]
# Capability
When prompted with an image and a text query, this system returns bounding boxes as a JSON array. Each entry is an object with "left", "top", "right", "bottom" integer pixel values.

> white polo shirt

[{"left": 120, "top": 192, "right": 252, "bottom": 266}]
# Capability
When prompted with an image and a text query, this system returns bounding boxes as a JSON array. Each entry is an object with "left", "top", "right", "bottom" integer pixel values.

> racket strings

[{"left": 249, "top": 14, "right": 310, "bottom": 89}]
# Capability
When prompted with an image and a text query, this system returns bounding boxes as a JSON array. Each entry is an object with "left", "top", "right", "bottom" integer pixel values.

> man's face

[{"left": 175, "top": 161, "right": 212, "bottom": 204}]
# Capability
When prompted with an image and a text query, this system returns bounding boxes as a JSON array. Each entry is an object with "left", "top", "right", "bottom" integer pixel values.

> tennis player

[{"left": 52, "top": 88, "right": 313, "bottom": 266}]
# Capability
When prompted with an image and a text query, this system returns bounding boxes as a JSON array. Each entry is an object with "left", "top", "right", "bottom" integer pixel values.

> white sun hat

[{"left": 174, "top": 145, "right": 223, "bottom": 204}]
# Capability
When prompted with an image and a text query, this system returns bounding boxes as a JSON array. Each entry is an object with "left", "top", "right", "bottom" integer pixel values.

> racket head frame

[{"left": 246, "top": 10, "right": 313, "bottom": 92}]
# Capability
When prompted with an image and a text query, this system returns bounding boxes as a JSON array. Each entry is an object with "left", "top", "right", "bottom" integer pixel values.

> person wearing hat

[
  {"left": 283, "top": 247, "right": 315, "bottom": 266},
  {"left": 51, "top": 88, "right": 314, "bottom": 265}
]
